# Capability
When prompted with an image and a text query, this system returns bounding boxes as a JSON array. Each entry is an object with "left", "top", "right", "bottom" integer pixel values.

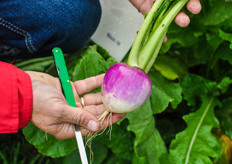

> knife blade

[{"left": 52, "top": 47, "right": 88, "bottom": 164}]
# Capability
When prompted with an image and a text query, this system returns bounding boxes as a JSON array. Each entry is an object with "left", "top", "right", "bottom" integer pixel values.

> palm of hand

[{"left": 27, "top": 72, "right": 124, "bottom": 140}]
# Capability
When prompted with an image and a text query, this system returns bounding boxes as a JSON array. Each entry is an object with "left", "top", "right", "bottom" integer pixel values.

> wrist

[{"left": 25, "top": 71, "right": 61, "bottom": 90}]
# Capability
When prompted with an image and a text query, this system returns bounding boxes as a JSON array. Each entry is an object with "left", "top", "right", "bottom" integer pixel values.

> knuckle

[
  {"left": 53, "top": 104, "right": 66, "bottom": 118},
  {"left": 56, "top": 106, "right": 65, "bottom": 114},
  {"left": 54, "top": 134, "right": 64, "bottom": 140},
  {"left": 72, "top": 110, "right": 87, "bottom": 126}
]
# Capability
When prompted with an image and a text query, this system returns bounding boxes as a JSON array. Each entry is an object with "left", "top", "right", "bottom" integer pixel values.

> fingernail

[{"left": 87, "top": 120, "right": 99, "bottom": 132}]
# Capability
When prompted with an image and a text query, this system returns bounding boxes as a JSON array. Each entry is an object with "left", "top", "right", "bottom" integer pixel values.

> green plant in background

[{"left": 1, "top": 0, "right": 232, "bottom": 164}]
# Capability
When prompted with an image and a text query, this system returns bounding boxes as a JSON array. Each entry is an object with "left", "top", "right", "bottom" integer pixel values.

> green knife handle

[{"left": 52, "top": 47, "right": 76, "bottom": 107}]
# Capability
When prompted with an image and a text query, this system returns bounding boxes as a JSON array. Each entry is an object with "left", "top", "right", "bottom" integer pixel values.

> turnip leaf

[
  {"left": 218, "top": 29, "right": 232, "bottom": 45},
  {"left": 181, "top": 74, "right": 217, "bottom": 106},
  {"left": 201, "top": 0, "right": 232, "bottom": 26},
  {"left": 217, "top": 77, "right": 232, "bottom": 94},
  {"left": 70, "top": 45, "right": 114, "bottom": 81},
  {"left": 23, "top": 122, "right": 76, "bottom": 158},
  {"left": 126, "top": 99, "right": 167, "bottom": 164},
  {"left": 149, "top": 70, "right": 182, "bottom": 114},
  {"left": 92, "top": 120, "right": 134, "bottom": 162},
  {"left": 154, "top": 55, "right": 188, "bottom": 80},
  {"left": 169, "top": 96, "right": 221, "bottom": 164},
  {"left": 56, "top": 142, "right": 108, "bottom": 164},
  {"left": 160, "top": 25, "right": 198, "bottom": 54},
  {"left": 216, "top": 98, "right": 232, "bottom": 139},
  {"left": 14, "top": 56, "right": 54, "bottom": 72}
]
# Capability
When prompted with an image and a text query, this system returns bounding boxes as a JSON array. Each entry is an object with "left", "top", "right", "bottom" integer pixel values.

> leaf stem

[
  {"left": 138, "top": 0, "right": 189, "bottom": 70},
  {"left": 127, "top": 0, "right": 165, "bottom": 67},
  {"left": 144, "top": 30, "right": 167, "bottom": 73}
]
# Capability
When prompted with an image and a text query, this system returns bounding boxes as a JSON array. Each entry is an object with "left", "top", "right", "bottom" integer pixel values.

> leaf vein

[{"left": 184, "top": 97, "right": 214, "bottom": 164}]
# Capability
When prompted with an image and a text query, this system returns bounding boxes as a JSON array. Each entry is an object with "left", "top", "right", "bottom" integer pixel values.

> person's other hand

[
  {"left": 26, "top": 71, "right": 125, "bottom": 140},
  {"left": 129, "top": 0, "right": 202, "bottom": 27}
]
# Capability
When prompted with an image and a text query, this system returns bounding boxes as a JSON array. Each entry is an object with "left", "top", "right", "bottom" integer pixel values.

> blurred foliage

[{"left": 1, "top": 0, "right": 232, "bottom": 163}]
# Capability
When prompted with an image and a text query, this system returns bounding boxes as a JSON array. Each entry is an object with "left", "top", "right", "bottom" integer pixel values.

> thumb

[{"left": 62, "top": 106, "right": 100, "bottom": 132}]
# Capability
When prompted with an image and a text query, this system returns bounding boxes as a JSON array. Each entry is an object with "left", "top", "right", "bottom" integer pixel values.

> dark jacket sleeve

[{"left": 0, "top": 61, "right": 32, "bottom": 133}]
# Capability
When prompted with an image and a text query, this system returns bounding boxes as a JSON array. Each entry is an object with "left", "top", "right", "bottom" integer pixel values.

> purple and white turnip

[
  {"left": 101, "top": 63, "right": 152, "bottom": 113},
  {"left": 99, "top": 0, "right": 189, "bottom": 122}
]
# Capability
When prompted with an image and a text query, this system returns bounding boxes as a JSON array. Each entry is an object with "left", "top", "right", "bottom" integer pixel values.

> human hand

[
  {"left": 26, "top": 71, "right": 125, "bottom": 140},
  {"left": 129, "top": 0, "right": 202, "bottom": 27}
]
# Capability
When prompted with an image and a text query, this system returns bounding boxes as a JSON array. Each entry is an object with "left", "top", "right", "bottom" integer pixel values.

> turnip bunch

[{"left": 100, "top": 0, "right": 189, "bottom": 122}]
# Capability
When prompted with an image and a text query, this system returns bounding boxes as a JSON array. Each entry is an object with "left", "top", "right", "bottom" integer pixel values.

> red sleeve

[{"left": 0, "top": 61, "right": 32, "bottom": 133}]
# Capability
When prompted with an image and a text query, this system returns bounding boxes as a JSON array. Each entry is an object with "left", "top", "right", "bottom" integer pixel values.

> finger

[
  {"left": 70, "top": 82, "right": 81, "bottom": 103},
  {"left": 83, "top": 113, "right": 125, "bottom": 136},
  {"left": 53, "top": 123, "right": 76, "bottom": 140},
  {"left": 74, "top": 74, "right": 105, "bottom": 95},
  {"left": 54, "top": 105, "right": 106, "bottom": 140},
  {"left": 129, "top": 0, "right": 155, "bottom": 13},
  {"left": 84, "top": 104, "right": 106, "bottom": 116},
  {"left": 109, "top": 113, "right": 125, "bottom": 125},
  {"left": 76, "top": 112, "right": 126, "bottom": 137},
  {"left": 187, "top": 0, "right": 202, "bottom": 15},
  {"left": 62, "top": 105, "right": 100, "bottom": 132},
  {"left": 82, "top": 92, "right": 103, "bottom": 106},
  {"left": 100, "top": 113, "right": 125, "bottom": 128},
  {"left": 163, "top": 35, "right": 167, "bottom": 43},
  {"left": 174, "top": 11, "right": 190, "bottom": 27}
]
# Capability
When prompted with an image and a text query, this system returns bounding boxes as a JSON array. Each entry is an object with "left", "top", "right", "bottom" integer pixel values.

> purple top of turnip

[{"left": 101, "top": 63, "right": 152, "bottom": 113}]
